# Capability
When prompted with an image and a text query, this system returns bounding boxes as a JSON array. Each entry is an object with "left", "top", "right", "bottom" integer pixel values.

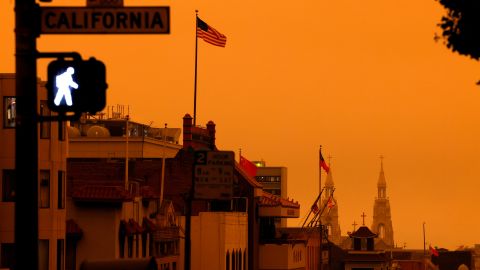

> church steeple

[
  {"left": 320, "top": 157, "right": 342, "bottom": 245},
  {"left": 325, "top": 158, "right": 334, "bottom": 199},
  {"left": 371, "top": 155, "right": 394, "bottom": 248},
  {"left": 377, "top": 156, "right": 387, "bottom": 199}
]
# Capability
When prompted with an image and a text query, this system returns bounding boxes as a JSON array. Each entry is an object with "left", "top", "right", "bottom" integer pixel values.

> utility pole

[{"left": 15, "top": 0, "right": 39, "bottom": 269}]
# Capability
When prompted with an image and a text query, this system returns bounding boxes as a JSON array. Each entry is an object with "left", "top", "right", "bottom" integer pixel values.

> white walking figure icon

[{"left": 54, "top": 67, "right": 78, "bottom": 106}]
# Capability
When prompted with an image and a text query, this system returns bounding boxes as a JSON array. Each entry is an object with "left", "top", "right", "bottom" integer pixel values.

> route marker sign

[{"left": 40, "top": 6, "right": 170, "bottom": 34}]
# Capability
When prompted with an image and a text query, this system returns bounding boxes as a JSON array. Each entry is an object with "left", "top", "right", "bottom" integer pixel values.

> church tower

[
  {"left": 321, "top": 164, "right": 342, "bottom": 245},
  {"left": 371, "top": 157, "right": 394, "bottom": 248}
]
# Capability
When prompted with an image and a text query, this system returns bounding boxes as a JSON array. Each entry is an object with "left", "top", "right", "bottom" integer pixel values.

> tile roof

[
  {"left": 258, "top": 190, "right": 300, "bottom": 209},
  {"left": 72, "top": 185, "right": 133, "bottom": 202}
]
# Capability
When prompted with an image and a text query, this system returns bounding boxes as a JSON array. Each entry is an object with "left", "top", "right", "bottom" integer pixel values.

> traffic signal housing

[{"left": 46, "top": 58, "right": 107, "bottom": 114}]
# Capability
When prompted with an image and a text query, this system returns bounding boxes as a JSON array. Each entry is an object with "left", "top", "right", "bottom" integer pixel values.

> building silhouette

[
  {"left": 330, "top": 158, "right": 395, "bottom": 252},
  {"left": 253, "top": 161, "right": 288, "bottom": 227},
  {"left": 371, "top": 158, "right": 395, "bottom": 248},
  {"left": 0, "top": 74, "right": 67, "bottom": 270}
]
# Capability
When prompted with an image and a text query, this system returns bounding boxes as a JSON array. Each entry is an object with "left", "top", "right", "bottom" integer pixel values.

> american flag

[
  {"left": 320, "top": 150, "right": 330, "bottom": 173},
  {"left": 197, "top": 17, "right": 227, "bottom": 47}
]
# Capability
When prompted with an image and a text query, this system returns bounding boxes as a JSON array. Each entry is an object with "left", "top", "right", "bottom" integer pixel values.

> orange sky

[{"left": 1, "top": 0, "right": 479, "bottom": 250}]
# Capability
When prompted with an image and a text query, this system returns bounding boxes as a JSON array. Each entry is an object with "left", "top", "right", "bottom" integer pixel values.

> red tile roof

[
  {"left": 72, "top": 185, "right": 133, "bottom": 202},
  {"left": 258, "top": 191, "right": 300, "bottom": 209}
]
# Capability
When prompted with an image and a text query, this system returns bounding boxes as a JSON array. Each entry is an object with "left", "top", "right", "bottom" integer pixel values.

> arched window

[
  {"left": 239, "top": 250, "right": 242, "bottom": 270},
  {"left": 378, "top": 224, "right": 385, "bottom": 239},
  {"left": 226, "top": 250, "right": 230, "bottom": 270},
  {"left": 232, "top": 249, "right": 236, "bottom": 270},
  {"left": 243, "top": 249, "right": 247, "bottom": 270},
  {"left": 378, "top": 188, "right": 385, "bottom": 198}
]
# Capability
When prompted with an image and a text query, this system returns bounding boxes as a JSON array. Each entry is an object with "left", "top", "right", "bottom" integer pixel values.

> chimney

[
  {"left": 183, "top": 114, "right": 193, "bottom": 148},
  {"left": 206, "top": 120, "right": 216, "bottom": 149}
]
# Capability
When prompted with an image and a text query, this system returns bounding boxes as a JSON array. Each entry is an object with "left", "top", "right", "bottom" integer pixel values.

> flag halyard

[{"left": 196, "top": 17, "right": 227, "bottom": 47}]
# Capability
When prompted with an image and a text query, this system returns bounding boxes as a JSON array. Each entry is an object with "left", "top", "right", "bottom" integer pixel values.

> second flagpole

[{"left": 193, "top": 10, "right": 199, "bottom": 126}]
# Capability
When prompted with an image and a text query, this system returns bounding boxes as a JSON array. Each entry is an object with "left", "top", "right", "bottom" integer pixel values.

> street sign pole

[{"left": 15, "top": 0, "right": 39, "bottom": 269}]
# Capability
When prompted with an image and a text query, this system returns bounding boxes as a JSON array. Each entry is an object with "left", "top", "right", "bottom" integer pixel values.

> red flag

[
  {"left": 320, "top": 150, "right": 330, "bottom": 173},
  {"left": 197, "top": 17, "right": 227, "bottom": 47},
  {"left": 239, "top": 155, "right": 257, "bottom": 178},
  {"left": 429, "top": 245, "right": 439, "bottom": 257}
]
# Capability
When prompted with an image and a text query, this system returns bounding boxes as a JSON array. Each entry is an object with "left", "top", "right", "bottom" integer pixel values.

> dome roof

[
  {"left": 86, "top": 125, "right": 110, "bottom": 137},
  {"left": 67, "top": 126, "right": 81, "bottom": 138}
]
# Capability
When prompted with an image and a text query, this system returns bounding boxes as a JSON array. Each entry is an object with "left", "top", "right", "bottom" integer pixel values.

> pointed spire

[
  {"left": 325, "top": 155, "right": 334, "bottom": 187},
  {"left": 378, "top": 155, "right": 386, "bottom": 187}
]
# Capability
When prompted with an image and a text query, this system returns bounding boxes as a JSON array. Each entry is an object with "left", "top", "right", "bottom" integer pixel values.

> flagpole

[
  {"left": 319, "top": 145, "right": 323, "bottom": 270},
  {"left": 193, "top": 10, "right": 199, "bottom": 126},
  {"left": 319, "top": 145, "right": 322, "bottom": 210},
  {"left": 423, "top": 222, "right": 427, "bottom": 270},
  {"left": 423, "top": 222, "right": 426, "bottom": 256}
]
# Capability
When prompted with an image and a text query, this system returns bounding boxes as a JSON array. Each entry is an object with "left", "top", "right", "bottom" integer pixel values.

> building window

[
  {"left": 40, "top": 100, "right": 51, "bottom": 139},
  {"left": 378, "top": 224, "right": 385, "bottom": 239},
  {"left": 39, "top": 240, "right": 49, "bottom": 270},
  {"left": 57, "top": 239, "right": 64, "bottom": 270},
  {"left": 3, "top": 97, "right": 16, "bottom": 128},
  {"left": 2, "top": 170, "right": 15, "bottom": 202},
  {"left": 327, "top": 224, "right": 332, "bottom": 236},
  {"left": 58, "top": 121, "right": 66, "bottom": 141},
  {"left": 237, "top": 250, "right": 241, "bottom": 270},
  {"left": 361, "top": 238, "right": 367, "bottom": 251},
  {"left": 58, "top": 171, "right": 65, "bottom": 209},
  {"left": 66, "top": 237, "right": 77, "bottom": 270},
  {"left": 226, "top": 250, "right": 230, "bottom": 270},
  {"left": 127, "top": 235, "right": 133, "bottom": 258},
  {"left": 39, "top": 170, "right": 50, "bottom": 208},
  {"left": 255, "top": 176, "right": 281, "bottom": 183},
  {"left": 243, "top": 250, "right": 246, "bottom": 270},
  {"left": 0, "top": 243, "right": 15, "bottom": 269},
  {"left": 141, "top": 232, "right": 147, "bottom": 258}
]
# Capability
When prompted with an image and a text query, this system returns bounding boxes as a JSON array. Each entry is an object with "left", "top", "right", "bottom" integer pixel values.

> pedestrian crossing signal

[{"left": 46, "top": 58, "right": 107, "bottom": 114}]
